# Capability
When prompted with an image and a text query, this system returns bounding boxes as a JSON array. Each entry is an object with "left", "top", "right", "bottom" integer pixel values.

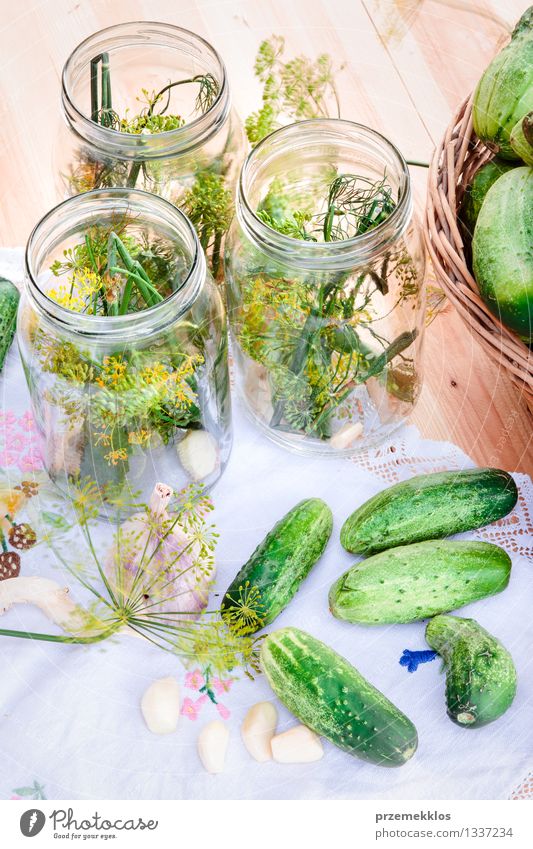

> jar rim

[
  {"left": 25, "top": 187, "right": 206, "bottom": 339},
  {"left": 61, "top": 21, "right": 230, "bottom": 158},
  {"left": 237, "top": 119, "right": 413, "bottom": 270}
]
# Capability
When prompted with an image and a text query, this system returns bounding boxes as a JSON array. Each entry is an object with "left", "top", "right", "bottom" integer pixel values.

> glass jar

[
  {"left": 225, "top": 120, "right": 426, "bottom": 455},
  {"left": 18, "top": 188, "right": 231, "bottom": 511},
  {"left": 55, "top": 22, "right": 245, "bottom": 279}
]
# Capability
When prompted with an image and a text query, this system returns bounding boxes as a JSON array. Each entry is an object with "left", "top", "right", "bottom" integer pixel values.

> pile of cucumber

[
  {"left": 462, "top": 7, "right": 533, "bottom": 342},
  {"left": 222, "top": 467, "right": 519, "bottom": 767}
]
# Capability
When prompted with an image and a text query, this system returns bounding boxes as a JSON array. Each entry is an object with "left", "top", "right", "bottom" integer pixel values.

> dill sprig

[
  {"left": 0, "top": 482, "right": 262, "bottom": 677},
  {"left": 90, "top": 49, "right": 220, "bottom": 134},
  {"left": 257, "top": 172, "right": 397, "bottom": 243},
  {"left": 49, "top": 222, "right": 175, "bottom": 315},
  {"left": 245, "top": 35, "right": 342, "bottom": 145}
]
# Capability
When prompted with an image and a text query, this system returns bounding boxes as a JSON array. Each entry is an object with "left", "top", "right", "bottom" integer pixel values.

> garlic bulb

[{"left": 105, "top": 482, "right": 215, "bottom": 617}]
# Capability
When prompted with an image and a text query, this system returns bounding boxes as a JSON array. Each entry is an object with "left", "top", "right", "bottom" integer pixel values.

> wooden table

[{"left": 1, "top": 0, "right": 531, "bottom": 474}]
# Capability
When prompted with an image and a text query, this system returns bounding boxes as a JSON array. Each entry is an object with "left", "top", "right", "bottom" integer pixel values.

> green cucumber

[
  {"left": 261, "top": 626, "right": 418, "bottom": 767},
  {"left": 472, "top": 167, "right": 533, "bottom": 341},
  {"left": 340, "top": 468, "right": 517, "bottom": 555},
  {"left": 426, "top": 614, "right": 517, "bottom": 728},
  {"left": 460, "top": 158, "right": 516, "bottom": 239},
  {"left": 510, "top": 111, "right": 533, "bottom": 165},
  {"left": 0, "top": 277, "right": 20, "bottom": 372},
  {"left": 329, "top": 540, "right": 511, "bottom": 625},
  {"left": 221, "top": 498, "right": 333, "bottom": 633},
  {"left": 472, "top": 7, "right": 533, "bottom": 159}
]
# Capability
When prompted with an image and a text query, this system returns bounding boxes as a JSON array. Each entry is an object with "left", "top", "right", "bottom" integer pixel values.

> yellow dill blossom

[
  {"left": 48, "top": 285, "right": 85, "bottom": 313},
  {"left": 141, "top": 362, "right": 170, "bottom": 385},
  {"left": 105, "top": 448, "right": 128, "bottom": 466},
  {"left": 94, "top": 432, "right": 112, "bottom": 447},
  {"left": 99, "top": 356, "right": 128, "bottom": 386},
  {"left": 71, "top": 267, "right": 102, "bottom": 299},
  {"left": 128, "top": 429, "right": 150, "bottom": 445}
]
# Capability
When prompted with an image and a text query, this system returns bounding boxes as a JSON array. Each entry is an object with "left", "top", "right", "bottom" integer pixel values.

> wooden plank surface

[{"left": 0, "top": 0, "right": 531, "bottom": 474}]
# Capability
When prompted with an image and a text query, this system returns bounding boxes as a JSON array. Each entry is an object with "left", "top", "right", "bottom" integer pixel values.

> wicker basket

[{"left": 425, "top": 94, "right": 533, "bottom": 412}]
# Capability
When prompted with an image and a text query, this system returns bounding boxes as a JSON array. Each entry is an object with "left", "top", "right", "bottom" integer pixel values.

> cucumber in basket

[
  {"left": 261, "top": 626, "right": 418, "bottom": 767},
  {"left": 426, "top": 614, "right": 517, "bottom": 728},
  {"left": 329, "top": 540, "right": 511, "bottom": 625},
  {"left": 221, "top": 498, "right": 333, "bottom": 633},
  {"left": 340, "top": 468, "right": 517, "bottom": 555}
]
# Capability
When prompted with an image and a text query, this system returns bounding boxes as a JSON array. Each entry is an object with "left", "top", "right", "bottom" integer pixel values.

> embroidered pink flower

[
  {"left": 185, "top": 669, "right": 205, "bottom": 690},
  {"left": 181, "top": 694, "right": 208, "bottom": 721},
  {"left": 0, "top": 411, "right": 17, "bottom": 427},
  {"left": 10, "top": 795, "right": 23, "bottom": 800},
  {"left": 5, "top": 433, "right": 28, "bottom": 453},
  {"left": 19, "top": 411, "right": 36, "bottom": 431},
  {"left": 216, "top": 703, "right": 231, "bottom": 720},
  {"left": 0, "top": 450, "right": 17, "bottom": 467},
  {"left": 18, "top": 449, "right": 43, "bottom": 472},
  {"left": 212, "top": 677, "right": 233, "bottom": 696}
]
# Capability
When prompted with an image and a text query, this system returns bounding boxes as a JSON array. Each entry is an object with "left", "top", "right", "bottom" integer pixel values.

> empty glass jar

[
  {"left": 225, "top": 120, "right": 426, "bottom": 455},
  {"left": 18, "top": 188, "right": 232, "bottom": 511},
  {"left": 54, "top": 22, "right": 245, "bottom": 278}
]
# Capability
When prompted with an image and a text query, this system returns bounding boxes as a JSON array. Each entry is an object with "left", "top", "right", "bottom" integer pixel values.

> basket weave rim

[{"left": 424, "top": 94, "right": 533, "bottom": 403}]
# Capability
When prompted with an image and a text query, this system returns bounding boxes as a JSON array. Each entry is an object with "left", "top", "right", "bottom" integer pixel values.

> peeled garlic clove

[
  {"left": 178, "top": 430, "right": 219, "bottom": 481},
  {"left": 197, "top": 720, "right": 230, "bottom": 774},
  {"left": 241, "top": 701, "right": 278, "bottom": 762},
  {"left": 271, "top": 725, "right": 324, "bottom": 763},
  {"left": 330, "top": 421, "right": 364, "bottom": 450},
  {"left": 141, "top": 677, "right": 180, "bottom": 735}
]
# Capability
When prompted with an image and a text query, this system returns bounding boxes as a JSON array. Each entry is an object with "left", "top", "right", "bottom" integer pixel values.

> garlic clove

[
  {"left": 178, "top": 430, "right": 219, "bottom": 481},
  {"left": 330, "top": 421, "right": 364, "bottom": 450},
  {"left": 197, "top": 720, "right": 230, "bottom": 774},
  {"left": 141, "top": 677, "right": 180, "bottom": 735},
  {"left": 241, "top": 701, "right": 278, "bottom": 762},
  {"left": 271, "top": 725, "right": 324, "bottom": 764}
]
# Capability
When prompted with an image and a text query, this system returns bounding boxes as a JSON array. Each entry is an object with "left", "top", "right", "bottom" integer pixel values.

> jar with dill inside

[
  {"left": 225, "top": 120, "right": 426, "bottom": 454},
  {"left": 55, "top": 22, "right": 245, "bottom": 280},
  {"left": 18, "top": 189, "right": 232, "bottom": 512}
]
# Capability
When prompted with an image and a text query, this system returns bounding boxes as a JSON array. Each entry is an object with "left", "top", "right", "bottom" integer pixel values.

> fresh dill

[
  {"left": 245, "top": 36, "right": 342, "bottom": 145},
  {"left": 0, "top": 480, "right": 262, "bottom": 678},
  {"left": 256, "top": 172, "right": 398, "bottom": 243},
  {"left": 90, "top": 52, "right": 219, "bottom": 134}
]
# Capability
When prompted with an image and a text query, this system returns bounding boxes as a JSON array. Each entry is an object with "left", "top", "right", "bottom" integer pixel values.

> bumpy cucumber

[
  {"left": 472, "top": 167, "right": 533, "bottom": 341},
  {"left": 0, "top": 277, "right": 20, "bottom": 372},
  {"left": 510, "top": 111, "right": 533, "bottom": 165},
  {"left": 460, "top": 158, "right": 516, "bottom": 239},
  {"left": 221, "top": 498, "right": 333, "bottom": 633},
  {"left": 472, "top": 7, "right": 533, "bottom": 159},
  {"left": 426, "top": 614, "right": 517, "bottom": 728},
  {"left": 329, "top": 540, "right": 511, "bottom": 625},
  {"left": 340, "top": 468, "right": 517, "bottom": 555},
  {"left": 261, "top": 627, "right": 418, "bottom": 766}
]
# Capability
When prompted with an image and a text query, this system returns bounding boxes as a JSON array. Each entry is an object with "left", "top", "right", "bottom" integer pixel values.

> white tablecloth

[{"left": 1, "top": 249, "right": 532, "bottom": 801}]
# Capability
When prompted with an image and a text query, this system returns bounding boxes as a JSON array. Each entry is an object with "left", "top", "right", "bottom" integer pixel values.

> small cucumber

[
  {"left": 0, "top": 277, "right": 20, "bottom": 372},
  {"left": 261, "top": 626, "right": 418, "bottom": 767},
  {"left": 472, "top": 167, "right": 533, "bottom": 341},
  {"left": 221, "top": 498, "right": 333, "bottom": 633},
  {"left": 329, "top": 540, "right": 511, "bottom": 625},
  {"left": 460, "top": 158, "right": 516, "bottom": 239},
  {"left": 340, "top": 468, "right": 517, "bottom": 555},
  {"left": 426, "top": 614, "right": 517, "bottom": 728}
]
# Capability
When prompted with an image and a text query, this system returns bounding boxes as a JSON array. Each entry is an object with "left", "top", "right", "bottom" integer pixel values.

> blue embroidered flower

[{"left": 399, "top": 648, "right": 437, "bottom": 673}]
